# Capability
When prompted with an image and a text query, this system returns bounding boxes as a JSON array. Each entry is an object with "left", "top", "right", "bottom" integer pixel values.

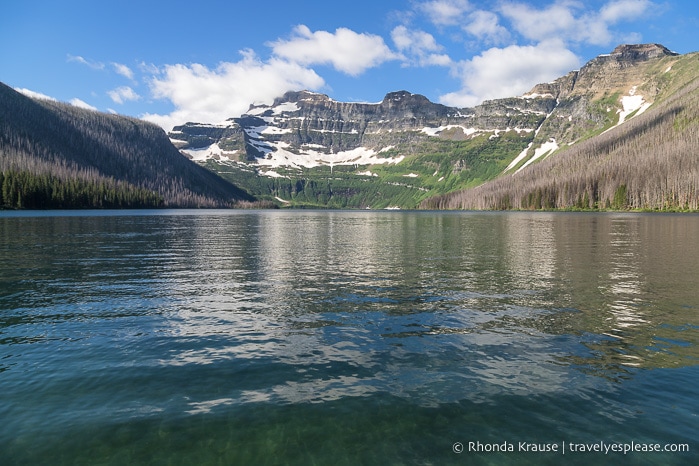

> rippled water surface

[{"left": 1, "top": 210, "right": 697, "bottom": 465}]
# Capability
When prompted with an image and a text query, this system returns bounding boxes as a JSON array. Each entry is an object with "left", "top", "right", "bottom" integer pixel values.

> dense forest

[
  {"left": 421, "top": 77, "right": 699, "bottom": 211},
  {"left": 0, "top": 165, "right": 163, "bottom": 209},
  {"left": 0, "top": 82, "right": 253, "bottom": 209}
]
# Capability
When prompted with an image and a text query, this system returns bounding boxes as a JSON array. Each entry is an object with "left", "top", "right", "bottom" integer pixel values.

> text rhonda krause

[{"left": 465, "top": 441, "right": 690, "bottom": 454}]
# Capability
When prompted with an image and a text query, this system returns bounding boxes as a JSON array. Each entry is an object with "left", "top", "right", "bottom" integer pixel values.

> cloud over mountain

[
  {"left": 143, "top": 50, "right": 325, "bottom": 130},
  {"left": 270, "top": 25, "right": 400, "bottom": 76}
]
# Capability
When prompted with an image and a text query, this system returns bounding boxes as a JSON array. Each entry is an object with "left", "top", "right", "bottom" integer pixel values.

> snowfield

[
  {"left": 181, "top": 143, "right": 237, "bottom": 162},
  {"left": 617, "top": 86, "right": 652, "bottom": 125}
]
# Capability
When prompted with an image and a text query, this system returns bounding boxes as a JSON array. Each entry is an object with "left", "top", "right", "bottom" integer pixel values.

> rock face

[
  {"left": 170, "top": 89, "right": 552, "bottom": 168},
  {"left": 170, "top": 43, "right": 683, "bottom": 173},
  {"left": 609, "top": 43, "right": 677, "bottom": 61}
]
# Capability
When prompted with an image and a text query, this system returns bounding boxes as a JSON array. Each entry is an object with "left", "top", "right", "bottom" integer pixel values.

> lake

[{"left": 0, "top": 210, "right": 697, "bottom": 465}]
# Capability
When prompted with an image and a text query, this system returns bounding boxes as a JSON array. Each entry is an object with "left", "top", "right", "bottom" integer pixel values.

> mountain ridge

[
  {"left": 170, "top": 43, "right": 695, "bottom": 209},
  {"left": 2, "top": 43, "right": 696, "bottom": 210}
]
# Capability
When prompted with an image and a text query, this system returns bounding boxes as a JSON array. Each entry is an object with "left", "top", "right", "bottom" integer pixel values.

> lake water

[{"left": 0, "top": 210, "right": 697, "bottom": 465}]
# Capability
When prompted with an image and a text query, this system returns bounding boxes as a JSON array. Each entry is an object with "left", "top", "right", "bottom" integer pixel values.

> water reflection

[
  {"left": 115, "top": 211, "right": 699, "bottom": 413},
  {"left": 543, "top": 214, "right": 699, "bottom": 375},
  {"left": 2, "top": 211, "right": 698, "bottom": 411},
  {"left": 5, "top": 211, "right": 699, "bottom": 466}
]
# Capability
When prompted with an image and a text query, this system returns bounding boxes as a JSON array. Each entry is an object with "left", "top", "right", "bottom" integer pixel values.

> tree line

[{"left": 0, "top": 168, "right": 162, "bottom": 209}]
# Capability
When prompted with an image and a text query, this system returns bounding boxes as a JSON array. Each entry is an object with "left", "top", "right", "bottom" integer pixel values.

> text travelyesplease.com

[{"left": 452, "top": 440, "right": 690, "bottom": 455}]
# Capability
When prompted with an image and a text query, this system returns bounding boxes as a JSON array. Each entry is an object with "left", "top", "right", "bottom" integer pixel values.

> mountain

[
  {"left": 4, "top": 44, "right": 694, "bottom": 211},
  {"left": 170, "top": 84, "right": 552, "bottom": 209},
  {"left": 0, "top": 82, "right": 253, "bottom": 209},
  {"left": 171, "top": 43, "right": 697, "bottom": 210},
  {"left": 421, "top": 44, "right": 699, "bottom": 211}
]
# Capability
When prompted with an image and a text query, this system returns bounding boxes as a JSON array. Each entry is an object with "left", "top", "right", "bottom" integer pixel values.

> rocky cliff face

[
  {"left": 170, "top": 89, "right": 551, "bottom": 169},
  {"left": 170, "top": 43, "right": 684, "bottom": 177},
  {"left": 527, "top": 44, "right": 677, "bottom": 100}
]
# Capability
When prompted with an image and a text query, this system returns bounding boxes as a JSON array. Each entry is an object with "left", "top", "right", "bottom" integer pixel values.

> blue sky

[{"left": 2, "top": 0, "right": 698, "bottom": 130}]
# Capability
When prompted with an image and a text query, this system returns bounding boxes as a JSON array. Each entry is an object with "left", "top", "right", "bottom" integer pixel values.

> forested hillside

[
  {"left": 0, "top": 82, "right": 253, "bottom": 209},
  {"left": 421, "top": 74, "right": 699, "bottom": 211}
]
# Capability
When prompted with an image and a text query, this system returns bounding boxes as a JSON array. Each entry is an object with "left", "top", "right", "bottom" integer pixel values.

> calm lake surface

[{"left": 0, "top": 210, "right": 697, "bottom": 465}]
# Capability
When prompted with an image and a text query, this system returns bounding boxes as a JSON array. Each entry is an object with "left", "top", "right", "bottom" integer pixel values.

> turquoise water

[{"left": 0, "top": 210, "right": 697, "bottom": 465}]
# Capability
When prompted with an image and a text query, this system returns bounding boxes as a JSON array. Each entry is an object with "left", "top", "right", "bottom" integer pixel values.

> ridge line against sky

[{"left": 2, "top": 0, "right": 698, "bottom": 130}]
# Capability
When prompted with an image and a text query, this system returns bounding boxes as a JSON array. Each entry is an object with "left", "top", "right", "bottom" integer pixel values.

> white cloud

[
  {"left": 112, "top": 62, "right": 134, "bottom": 80},
  {"left": 600, "top": 0, "right": 653, "bottom": 23},
  {"left": 138, "top": 61, "right": 160, "bottom": 74},
  {"left": 15, "top": 87, "right": 57, "bottom": 101},
  {"left": 142, "top": 50, "right": 325, "bottom": 130},
  {"left": 108, "top": 86, "right": 140, "bottom": 104},
  {"left": 270, "top": 25, "right": 399, "bottom": 76},
  {"left": 440, "top": 40, "right": 580, "bottom": 107},
  {"left": 70, "top": 98, "right": 98, "bottom": 111},
  {"left": 418, "top": 0, "right": 472, "bottom": 26},
  {"left": 463, "top": 10, "right": 510, "bottom": 44},
  {"left": 67, "top": 54, "right": 105, "bottom": 70},
  {"left": 500, "top": 2, "right": 586, "bottom": 42},
  {"left": 391, "top": 26, "right": 451, "bottom": 66},
  {"left": 499, "top": 0, "right": 655, "bottom": 46}
]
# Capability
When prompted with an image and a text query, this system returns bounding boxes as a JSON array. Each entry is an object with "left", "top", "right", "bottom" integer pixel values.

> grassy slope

[{"left": 207, "top": 130, "right": 534, "bottom": 209}]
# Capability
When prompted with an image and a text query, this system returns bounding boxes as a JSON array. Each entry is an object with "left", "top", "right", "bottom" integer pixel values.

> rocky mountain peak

[
  {"left": 526, "top": 44, "right": 680, "bottom": 101},
  {"left": 378, "top": 90, "right": 451, "bottom": 119},
  {"left": 383, "top": 90, "right": 415, "bottom": 101},
  {"left": 273, "top": 90, "right": 330, "bottom": 106},
  {"left": 381, "top": 90, "right": 432, "bottom": 106},
  {"left": 609, "top": 43, "right": 678, "bottom": 61}
]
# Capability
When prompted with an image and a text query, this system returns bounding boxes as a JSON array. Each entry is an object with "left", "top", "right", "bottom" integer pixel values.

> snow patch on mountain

[
  {"left": 506, "top": 142, "right": 534, "bottom": 172},
  {"left": 602, "top": 86, "right": 652, "bottom": 135},
  {"left": 182, "top": 143, "right": 237, "bottom": 162},
  {"left": 262, "top": 170, "right": 286, "bottom": 178},
  {"left": 254, "top": 142, "right": 404, "bottom": 172},
  {"left": 421, "top": 125, "right": 534, "bottom": 138},
  {"left": 244, "top": 125, "right": 293, "bottom": 138},
  {"left": 504, "top": 137, "right": 560, "bottom": 174},
  {"left": 248, "top": 102, "right": 300, "bottom": 116},
  {"left": 421, "top": 125, "right": 480, "bottom": 137},
  {"left": 517, "top": 139, "right": 559, "bottom": 173},
  {"left": 617, "top": 87, "right": 652, "bottom": 125},
  {"left": 520, "top": 92, "right": 555, "bottom": 99}
]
